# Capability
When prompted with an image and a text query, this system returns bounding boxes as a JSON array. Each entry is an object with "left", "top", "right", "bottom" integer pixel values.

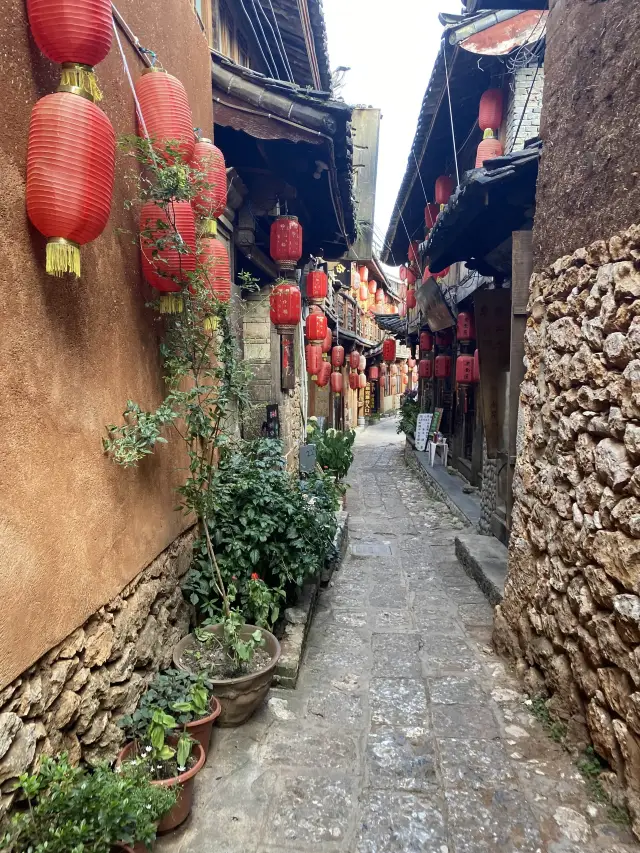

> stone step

[{"left": 454, "top": 533, "right": 508, "bottom": 606}]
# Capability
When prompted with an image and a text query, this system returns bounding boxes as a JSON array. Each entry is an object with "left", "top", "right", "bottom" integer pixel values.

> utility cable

[
  {"left": 237, "top": 0, "right": 277, "bottom": 78},
  {"left": 442, "top": 44, "right": 460, "bottom": 186},
  {"left": 265, "top": 0, "right": 296, "bottom": 82},
  {"left": 248, "top": 0, "right": 279, "bottom": 79}
]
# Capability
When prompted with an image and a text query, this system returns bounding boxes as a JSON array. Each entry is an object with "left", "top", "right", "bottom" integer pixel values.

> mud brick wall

[
  {"left": 0, "top": 530, "right": 194, "bottom": 819},
  {"left": 495, "top": 225, "right": 640, "bottom": 835}
]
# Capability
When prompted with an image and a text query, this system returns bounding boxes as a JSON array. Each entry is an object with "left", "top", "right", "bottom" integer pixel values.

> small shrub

[
  {"left": 307, "top": 424, "right": 355, "bottom": 481},
  {"left": 397, "top": 398, "right": 420, "bottom": 437}
]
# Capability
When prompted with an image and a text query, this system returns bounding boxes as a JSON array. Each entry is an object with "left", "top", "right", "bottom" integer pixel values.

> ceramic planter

[
  {"left": 185, "top": 695, "right": 222, "bottom": 758},
  {"left": 116, "top": 740, "right": 206, "bottom": 832},
  {"left": 173, "top": 624, "right": 281, "bottom": 727}
]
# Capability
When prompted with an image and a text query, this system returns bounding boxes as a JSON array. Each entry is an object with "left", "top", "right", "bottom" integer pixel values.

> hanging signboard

[{"left": 416, "top": 278, "right": 455, "bottom": 332}]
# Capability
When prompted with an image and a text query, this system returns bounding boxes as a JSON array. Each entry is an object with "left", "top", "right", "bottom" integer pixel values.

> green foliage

[
  {"left": 119, "top": 669, "right": 213, "bottom": 743},
  {"left": 103, "top": 399, "right": 178, "bottom": 468},
  {"left": 137, "top": 709, "right": 194, "bottom": 776},
  {"left": 307, "top": 423, "right": 355, "bottom": 481},
  {"left": 183, "top": 441, "right": 338, "bottom": 624},
  {"left": 577, "top": 747, "right": 630, "bottom": 825},
  {"left": 195, "top": 613, "right": 265, "bottom": 675},
  {"left": 397, "top": 398, "right": 420, "bottom": 437},
  {"left": 241, "top": 575, "right": 285, "bottom": 628},
  {"left": 530, "top": 695, "right": 567, "bottom": 743},
  {"left": 0, "top": 754, "right": 175, "bottom": 853}
]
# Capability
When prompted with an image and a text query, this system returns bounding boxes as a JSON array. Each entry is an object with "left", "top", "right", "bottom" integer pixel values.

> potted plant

[
  {"left": 0, "top": 754, "right": 176, "bottom": 853},
  {"left": 120, "top": 669, "right": 221, "bottom": 758},
  {"left": 117, "top": 709, "right": 205, "bottom": 833}
]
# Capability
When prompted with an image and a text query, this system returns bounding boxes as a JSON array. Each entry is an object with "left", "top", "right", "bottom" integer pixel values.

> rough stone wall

[
  {"left": 479, "top": 439, "right": 497, "bottom": 536},
  {"left": 505, "top": 62, "right": 545, "bottom": 154},
  {"left": 0, "top": 530, "right": 194, "bottom": 819},
  {"left": 495, "top": 224, "right": 640, "bottom": 835}
]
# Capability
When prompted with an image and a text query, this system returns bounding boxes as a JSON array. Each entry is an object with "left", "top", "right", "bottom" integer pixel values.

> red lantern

[
  {"left": 435, "top": 175, "right": 454, "bottom": 206},
  {"left": 456, "top": 311, "right": 475, "bottom": 341},
  {"left": 383, "top": 338, "right": 396, "bottom": 363},
  {"left": 390, "top": 363, "right": 398, "bottom": 376},
  {"left": 307, "top": 270, "right": 328, "bottom": 305},
  {"left": 135, "top": 69, "right": 194, "bottom": 162},
  {"left": 368, "top": 279, "right": 377, "bottom": 295},
  {"left": 349, "top": 372, "right": 359, "bottom": 391},
  {"left": 358, "top": 372, "right": 367, "bottom": 389},
  {"left": 332, "top": 345, "right": 345, "bottom": 368},
  {"left": 401, "top": 374, "right": 408, "bottom": 386},
  {"left": 435, "top": 354, "right": 452, "bottom": 379},
  {"left": 369, "top": 366, "right": 379, "bottom": 381},
  {"left": 321, "top": 326, "right": 333, "bottom": 355},
  {"left": 198, "top": 236, "right": 231, "bottom": 307},
  {"left": 456, "top": 354, "right": 475, "bottom": 384},
  {"left": 191, "top": 139, "right": 227, "bottom": 233},
  {"left": 349, "top": 350, "right": 361, "bottom": 370},
  {"left": 379, "top": 372, "right": 386, "bottom": 386},
  {"left": 430, "top": 266, "right": 450, "bottom": 280},
  {"left": 399, "top": 266, "right": 408, "bottom": 282},
  {"left": 140, "top": 200, "right": 196, "bottom": 312},
  {"left": 419, "top": 331, "right": 433, "bottom": 352},
  {"left": 359, "top": 283, "right": 369, "bottom": 302},
  {"left": 424, "top": 203, "right": 439, "bottom": 230},
  {"left": 375, "top": 287, "right": 385, "bottom": 305},
  {"left": 316, "top": 361, "right": 332, "bottom": 387},
  {"left": 401, "top": 362, "right": 409, "bottom": 374},
  {"left": 305, "top": 344, "right": 323, "bottom": 379},
  {"left": 270, "top": 216, "right": 303, "bottom": 270},
  {"left": 408, "top": 358, "right": 416, "bottom": 369},
  {"left": 406, "top": 268, "right": 417, "bottom": 287},
  {"left": 473, "top": 349, "right": 480, "bottom": 383},
  {"left": 357, "top": 355, "right": 365, "bottom": 373},
  {"left": 418, "top": 359, "right": 432, "bottom": 379},
  {"left": 26, "top": 91, "right": 115, "bottom": 278},
  {"left": 436, "top": 329, "right": 453, "bottom": 347},
  {"left": 408, "top": 240, "right": 421, "bottom": 268},
  {"left": 358, "top": 265, "right": 369, "bottom": 282},
  {"left": 270, "top": 282, "right": 301, "bottom": 334},
  {"left": 406, "top": 290, "right": 417, "bottom": 310},
  {"left": 476, "top": 133, "right": 504, "bottom": 168},
  {"left": 380, "top": 362, "right": 387, "bottom": 374},
  {"left": 479, "top": 89, "right": 504, "bottom": 131},
  {"left": 306, "top": 307, "right": 328, "bottom": 345},
  {"left": 331, "top": 370, "right": 344, "bottom": 394},
  {"left": 27, "top": 0, "right": 112, "bottom": 99},
  {"left": 398, "top": 302, "right": 407, "bottom": 318}
]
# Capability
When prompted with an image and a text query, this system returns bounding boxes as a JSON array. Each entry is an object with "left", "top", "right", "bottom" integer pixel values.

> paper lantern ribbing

[
  {"left": 140, "top": 200, "right": 196, "bottom": 312},
  {"left": 316, "top": 361, "right": 332, "bottom": 387},
  {"left": 27, "top": 0, "right": 112, "bottom": 100},
  {"left": 191, "top": 139, "right": 227, "bottom": 234},
  {"left": 406, "top": 290, "right": 417, "bottom": 310},
  {"left": 198, "top": 237, "right": 231, "bottom": 330},
  {"left": 358, "top": 372, "right": 367, "bottom": 390},
  {"left": 349, "top": 350, "right": 360, "bottom": 370},
  {"left": 270, "top": 282, "right": 301, "bottom": 334},
  {"left": 26, "top": 91, "right": 115, "bottom": 278},
  {"left": 368, "top": 279, "right": 377, "bottom": 296},
  {"left": 349, "top": 372, "right": 359, "bottom": 391},
  {"left": 135, "top": 69, "right": 194, "bottom": 163},
  {"left": 306, "top": 308, "right": 328, "bottom": 345},
  {"left": 331, "top": 345, "right": 345, "bottom": 368},
  {"left": 476, "top": 132, "right": 504, "bottom": 168},
  {"left": 306, "top": 344, "right": 323, "bottom": 380},
  {"left": 330, "top": 370, "right": 343, "bottom": 394},
  {"left": 307, "top": 270, "right": 328, "bottom": 305},
  {"left": 270, "top": 216, "right": 303, "bottom": 270}
]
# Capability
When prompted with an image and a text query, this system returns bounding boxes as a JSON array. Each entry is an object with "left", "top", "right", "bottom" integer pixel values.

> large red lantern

[
  {"left": 476, "top": 133, "right": 504, "bottom": 168},
  {"left": 321, "top": 326, "right": 333, "bottom": 355},
  {"left": 358, "top": 265, "right": 369, "bottom": 282},
  {"left": 419, "top": 331, "right": 433, "bottom": 352},
  {"left": 305, "top": 344, "right": 323, "bottom": 379},
  {"left": 424, "top": 203, "right": 439, "bottom": 231},
  {"left": 307, "top": 270, "right": 328, "bottom": 305},
  {"left": 375, "top": 287, "right": 385, "bottom": 305},
  {"left": 401, "top": 374, "right": 408, "bottom": 386},
  {"left": 135, "top": 69, "right": 194, "bottom": 162},
  {"left": 140, "top": 200, "right": 196, "bottom": 312},
  {"left": 191, "top": 139, "right": 227, "bottom": 234},
  {"left": 349, "top": 350, "right": 361, "bottom": 370},
  {"left": 306, "top": 307, "right": 328, "bottom": 344},
  {"left": 435, "top": 175, "right": 454, "bottom": 207},
  {"left": 368, "top": 279, "right": 377, "bottom": 296},
  {"left": 349, "top": 372, "right": 359, "bottom": 391},
  {"left": 457, "top": 311, "right": 475, "bottom": 341},
  {"left": 332, "top": 345, "right": 345, "bottom": 368},
  {"left": 198, "top": 237, "right": 231, "bottom": 328},
  {"left": 383, "top": 338, "right": 396, "bottom": 363},
  {"left": 401, "top": 362, "right": 409, "bottom": 374},
  {"left": 435, "top": 354, "right": 452, "bottom": 379},
  {"left": 270, "top": 215, "right": 303, "bottom": 270},
  {"left": 27, "top": 0, "right": 112, "bottom": 100},
  {"left": 270, "top": 282, "right": 301, "bottom": 334},
  {"left": 406, "top": 290, "right": 417, "bottom": 310},
  {"left": 26, "top": 90, "right": 115, "bottom": 278},
  {"left": 390, "top": 363, "right": 398, "bottom": 376},
  {"left": 456, "top": 355, "right": 475, "bottom": 384},
  {"left": 436, "top": 329, "right": 453, "bottom": 347},
  {"left": 408, "top": 358, "right": 416, "bottom": 369},
  {"left": 331, "top": 370, "right": 344, "bottom": 394},
  {"left": 399, "top": 266, "right": 408, "bottom": 282},
  {"left": 316, "top": 361, "right": 332, "bottom": 387},
  {"left": 418, "top": 359, "right": 432, "bottom": 379},
  {"left": 398, "top": 302, "right": 407, "bottom": 318},
  {"left": 406, "top": 268, "right": 417, "bottom": 287},
  {"left": 474, "top": 349, "right": 480, "bottom": 383},
  {"left": 359, "top": 355, "right": 366, "bottom": 373},
  {"left": 359, "top": 283, "right": 369, "bottom": 302},
  {"left": 358, "top": 372, "right": 367, "bottom": 389},
  {"left": 479, "top": 89, "right": 504, "bottom": 132},
  {"left": 369, "top": 366, "right": 379, "bottom": 381}
]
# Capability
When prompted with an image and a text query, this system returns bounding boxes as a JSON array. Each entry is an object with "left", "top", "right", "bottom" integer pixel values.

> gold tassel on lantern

[
  {"left": 199, "top": 219, "right": 217, "bottom": 237},
  {"left": 60, "top": 63, "right": 103, "bottom": 102},
  {"left": 204, "top": 314, "right": 219, "bottom": 332},
  {"left": 46, "top": 238, "right": 81, "bottom": 278},
  {"left": 159, "top": 293, "right": 184, "bottom": 314}
]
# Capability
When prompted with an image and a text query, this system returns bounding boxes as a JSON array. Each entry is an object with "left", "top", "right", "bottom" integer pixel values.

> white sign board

[{"left": 415, "top": 413, "right": 433, "bottom": 451}]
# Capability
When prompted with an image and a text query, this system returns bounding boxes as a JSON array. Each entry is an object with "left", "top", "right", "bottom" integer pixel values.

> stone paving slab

[{"left": 157, "top": 419, "right": 640, "bottom": 853}]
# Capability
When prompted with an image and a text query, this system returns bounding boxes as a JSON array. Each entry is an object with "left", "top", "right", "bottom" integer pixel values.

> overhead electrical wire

[{"left": 265, "top": 0, "right": 296, "bottom": 82}]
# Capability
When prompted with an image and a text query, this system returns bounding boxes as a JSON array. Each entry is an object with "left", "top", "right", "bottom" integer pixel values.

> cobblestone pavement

[{"left": 159, "top": 418, "right": 639, "bottom": 853}]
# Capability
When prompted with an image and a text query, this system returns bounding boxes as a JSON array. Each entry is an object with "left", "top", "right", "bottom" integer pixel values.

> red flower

[
  {"left": 251, "top": 573, "right": 260, "bottom": 581},
  {"left": 231, "top": 575, "right": 237, "bottom": 581}
]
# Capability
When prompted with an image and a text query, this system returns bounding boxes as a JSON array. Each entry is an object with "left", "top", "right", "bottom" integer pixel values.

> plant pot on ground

[{"left": 173, "top": 620, "right": 281, "bottom": 727}]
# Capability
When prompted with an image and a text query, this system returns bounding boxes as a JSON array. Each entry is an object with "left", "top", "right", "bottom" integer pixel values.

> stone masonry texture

[
  {"left": 495, "top": 224, "right": 640, "bottom": 839},
  {"left": 157, "top": 421, "right": 637, "bottom": 853},
  {"left": 0, "top": 529, "right": 194, "bottom": 819},
  {"left": 505, "top": 62, "right": 544, "bottom": 155}
]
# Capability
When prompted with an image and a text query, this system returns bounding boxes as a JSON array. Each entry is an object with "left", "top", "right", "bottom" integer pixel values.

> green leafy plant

[
  {"left": 139, "top": 709, "right": 194, "bottom": 777},
  {"left": 241, "top": 575, "right": 286, "bottom": 628},
  {"left": 307, "top": 424, "right": 355, "bottom": 481},
  {"left": 397, "top": 397, "right": 420, "bottom": 437},
  {"left": 0, "top": 754, "right": 175, "bottom": 853}
]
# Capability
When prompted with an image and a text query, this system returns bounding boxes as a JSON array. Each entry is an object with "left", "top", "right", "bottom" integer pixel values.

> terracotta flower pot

[
  {"left": 173, "top": 624, "right": 281, "bottom": 727},
  {"left": 116, "top": 740, "right": 206, "bottom": 833},
  {"left": 185, "top": 695, "right": 222, "bottom": 758}
]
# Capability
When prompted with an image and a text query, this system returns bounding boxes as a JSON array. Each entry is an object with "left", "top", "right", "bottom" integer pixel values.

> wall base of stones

[{"left": 0, "top": 528, "right": 195, "bottom": 819}]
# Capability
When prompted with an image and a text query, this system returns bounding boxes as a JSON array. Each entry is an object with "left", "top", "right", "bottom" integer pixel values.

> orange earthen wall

[{"left": 0, "top": 0, "right": 213, "bottom": 689}]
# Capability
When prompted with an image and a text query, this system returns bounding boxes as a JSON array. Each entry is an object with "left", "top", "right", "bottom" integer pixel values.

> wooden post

[{"left": 474, "top": 289, "right": 511, "bottom": 459}]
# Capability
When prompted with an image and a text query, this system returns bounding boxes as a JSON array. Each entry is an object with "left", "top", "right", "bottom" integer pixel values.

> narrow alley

[{"left": 158, "top": 419, "right": 637, "bottom": 853}]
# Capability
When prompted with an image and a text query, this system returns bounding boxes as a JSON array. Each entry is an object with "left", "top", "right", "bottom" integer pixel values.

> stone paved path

[{"left": 158, "top": 418, "right": 639, "bottom": 853}]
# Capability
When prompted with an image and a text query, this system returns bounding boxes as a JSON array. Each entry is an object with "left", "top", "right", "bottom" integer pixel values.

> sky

[{"left": 322, "top": 0, "right": 462, "bottom": 250}]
